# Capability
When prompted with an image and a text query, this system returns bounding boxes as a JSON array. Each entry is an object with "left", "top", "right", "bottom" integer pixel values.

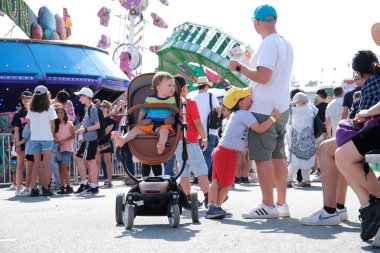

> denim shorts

[
  {"left": 30, "top": 140, "right": 54, "bottom": 153},
  {"left": 59, "top": 151, "right": 73, "bottom": 164},
  {"left": 175, "top": 141, "right": 208, "bottom": 177}
]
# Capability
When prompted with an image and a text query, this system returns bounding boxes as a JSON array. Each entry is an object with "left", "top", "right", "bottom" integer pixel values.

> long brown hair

[
  {"left": 54, "top": 104, "right": 68, "bottom": 133},
  {"left": 29, "top": 92, "right": 51, "bottom": 113}
]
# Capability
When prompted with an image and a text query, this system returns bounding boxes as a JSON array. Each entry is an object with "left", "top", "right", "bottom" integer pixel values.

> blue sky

[{"left": 1, "top": 0, "right": 380, "bottom": 86}]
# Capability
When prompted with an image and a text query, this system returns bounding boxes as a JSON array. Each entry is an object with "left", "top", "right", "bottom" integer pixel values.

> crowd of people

[{"left": 6, "top": 4, "right": 380, "bottom": 243}]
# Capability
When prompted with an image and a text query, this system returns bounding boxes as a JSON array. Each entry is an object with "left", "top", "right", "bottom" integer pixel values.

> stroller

[{"left": 115, "top": 73, "right": 199, "bottom": 229}]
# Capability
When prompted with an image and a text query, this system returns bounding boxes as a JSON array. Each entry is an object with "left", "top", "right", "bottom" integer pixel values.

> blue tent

[{"left": 0, "top": 39, "right": 130, "bottom": 113}]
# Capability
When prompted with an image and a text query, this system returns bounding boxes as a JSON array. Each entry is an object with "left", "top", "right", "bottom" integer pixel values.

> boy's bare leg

[
  {"left": 157, "top": 128, "right": 169, "bottom": 155},
  {"left": 208, "top": 179, "right": 220, "bottom": 206},
  {"left": 112, "top": 128, "right": 144, "bottom": 147},
  {"left": 216, "top": 186, "right": 231, "bottom": 206}
]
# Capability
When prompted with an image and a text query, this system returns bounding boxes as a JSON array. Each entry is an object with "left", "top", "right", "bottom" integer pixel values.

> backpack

[
  {"left": 88, "top": 104, "right": 106, "bottom": 139},
  {"left": 207, "top": 93, "right": 222, "bottom": 131}
]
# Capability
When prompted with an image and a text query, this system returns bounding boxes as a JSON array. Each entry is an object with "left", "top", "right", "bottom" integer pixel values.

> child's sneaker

[
  {"left": 65, "top": 186, "right": 74, "bottom": 194},
  {"left": 220, "top": 208, "right": 233, "bottom": 218},
  {"left": 337, "top": 207, "right": 348, "bottom": 221},
  {"left": 205, "top": 206, "right": 225, "bottom": 219},
  {"left": 242, "top": 203, "right": 279, "bottom": 219},
  {"left": 276, "top": 203, "right": 290, "bottom": 217},
  {"left": 300, "top": 208, "right": 340, "bottom": 226}
]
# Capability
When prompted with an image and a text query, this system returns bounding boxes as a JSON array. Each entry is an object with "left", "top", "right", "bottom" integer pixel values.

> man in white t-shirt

[
  {"left": 229, "top": 4, "right": 294, "bottom": 219},
  {"left": 193, "top": 76, "right": 221, "bottom": 180},
  {"left": 325, "top": 87, "right": 344, "bottom": 138}
]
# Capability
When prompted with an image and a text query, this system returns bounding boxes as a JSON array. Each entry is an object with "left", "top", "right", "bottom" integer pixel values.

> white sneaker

[
  {"left": 9, "top": 184, "right": 16, "bottom": 190},
  {"left": 15, "top": 189, "right": 22, "bottom": 196},
  {"left": 312, "top": 175, "right": 322, "bottom": 182},
  {"left": 19, "top": 188, "right": 31, "bottom": 197},
  {"left": 276, "top": 203, "right": 290, "bottom": 217},
  {"left": 372, "top": 229, "right": 380, "bottom": 247},
  {"left": 337, "top": 207, "right": 348, "bottom": 221},
  {"left": 242, "top": 203, "right": 279, "bottom": 219},
  {"left": 300, "top": 208, "right": 340, "bottom": 226}
]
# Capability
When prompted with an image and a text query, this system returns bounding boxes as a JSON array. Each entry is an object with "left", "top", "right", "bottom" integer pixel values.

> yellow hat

[{"left": 223, "top": 87, "right": 252, "bottom": 109}]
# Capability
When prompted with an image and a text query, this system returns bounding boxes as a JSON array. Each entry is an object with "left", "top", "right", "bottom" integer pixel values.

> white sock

[
  {"left": 80, "top": 180, "right": 88, "bottom": 185},
  {"left": 90, "top": 183, "right": 98, "bottom": 188}
]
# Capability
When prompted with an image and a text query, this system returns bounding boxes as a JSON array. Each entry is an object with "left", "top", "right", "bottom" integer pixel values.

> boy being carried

[
  {"left": 205, "top": 87, "right": 280, "bottom": 219},
  {"left": 112, "top": 72, "right": 177, "bottom": 155}
]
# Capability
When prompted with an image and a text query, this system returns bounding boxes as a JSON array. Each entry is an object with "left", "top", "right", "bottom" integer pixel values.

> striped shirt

[
  {"left": 141, "top": 95, "right": 177, "bottom": 122},
  {"left": 359, "top": 75, "right": 380, "bottom": 110}
]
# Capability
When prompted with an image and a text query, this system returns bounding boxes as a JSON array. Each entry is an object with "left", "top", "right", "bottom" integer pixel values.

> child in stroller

[{"left": 112, "top": 72, "right": 176, "bottom": 155}]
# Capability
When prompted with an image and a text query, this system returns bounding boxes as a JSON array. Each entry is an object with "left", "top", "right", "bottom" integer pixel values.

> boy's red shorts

[{"left": 211, "top": 145, "right": 237, "bottom": 186}]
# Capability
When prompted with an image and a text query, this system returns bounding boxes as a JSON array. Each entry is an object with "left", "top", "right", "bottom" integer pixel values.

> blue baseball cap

[{"left": 253, "top": 5, "right": 277, "bottom": 22}]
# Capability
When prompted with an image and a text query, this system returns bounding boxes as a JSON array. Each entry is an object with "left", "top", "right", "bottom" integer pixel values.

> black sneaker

[
  {"left": 234, "top": 177, "right": 242, "bottom": 184},
  {"left": 359, "top": 196, "right": 380, "bottom": 241},
  {"left": 84, "top": 186, "right": 99, "bottom": 194},
  {"left": 74, "top": 183, "right": 91, "bottom": 194},
  {"left": 30, "top": 188, "right": 39, "bottom": 197},
  {"left": 57, "top": 186, "right": 66, "bottom": 195},
  {"left": 191, "top": 177, "right": 199, "bottom": 184},
  {"left": 42, "top": 187, "right": 53, "bottom": 196},
  {"left": 65, "top": 186, "right": 74, "bottom": 194}
]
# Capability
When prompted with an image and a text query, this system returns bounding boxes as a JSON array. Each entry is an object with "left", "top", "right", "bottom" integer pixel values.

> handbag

[
  {"left": 313, "top": 114, "right": 325, "bottom": 138},
  {"left": 207, "top": 93, "right": 222, "bottom": 130},
  {"left": 335, "top": 116, "right": 380, "bottom": 147}
]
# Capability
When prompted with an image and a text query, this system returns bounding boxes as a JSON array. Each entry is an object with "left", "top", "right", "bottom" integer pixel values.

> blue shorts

[
  {"left": 30, "top": 140, "right": 54, "bottom": 153},
  {"left": 56, "top": 151, "right": 73, "bottom": 164},
  {"left": 175, "top": 141, "right": 208, "bottom": 177}
]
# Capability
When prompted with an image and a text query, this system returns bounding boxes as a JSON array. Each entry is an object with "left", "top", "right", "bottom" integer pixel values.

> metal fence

[{"left": 0, "top": 133, "right": 143, "bottom": 186}]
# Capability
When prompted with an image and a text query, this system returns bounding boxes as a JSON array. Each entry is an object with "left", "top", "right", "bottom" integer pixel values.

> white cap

[
  {"left": 34, "top": 85, "right": 48, "bottom": 95},
  {"left": 74, "top": 87, "right": 94, "bottom": 98},
  {"left": 290, "top": 92, "right": 309, "bottom": 106}
]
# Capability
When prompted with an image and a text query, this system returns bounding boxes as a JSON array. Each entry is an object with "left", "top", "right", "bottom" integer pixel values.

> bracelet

[
  {"left": 269, "top": 116, "right": 277, "bottom": 123},
  {"left": 84, "top": 128, "right": 88, "bottom": 133},
  {"left": 202, "top": 137, "right": 208, "bottom": 141}
]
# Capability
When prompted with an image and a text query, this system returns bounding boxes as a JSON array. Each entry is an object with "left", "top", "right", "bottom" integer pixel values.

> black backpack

[
  {"left": 88, "top": 104, "right": 106, "bottom": 139},
  {"left": 207, "top": 93, "right": 222, "bottom": 130}
]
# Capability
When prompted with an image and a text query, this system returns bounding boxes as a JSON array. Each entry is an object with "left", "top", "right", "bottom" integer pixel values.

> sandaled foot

[
  {"left": 111, "top": 131, "right": 125, "bottom": 147},
  {"left": 157, "top": 143, "right": 165, "bottom": 155}
]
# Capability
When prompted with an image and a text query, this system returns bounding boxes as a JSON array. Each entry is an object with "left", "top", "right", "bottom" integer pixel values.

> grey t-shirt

[
  {"left": 219, "top": 110, "right": 257, "bottom": 152},
  {"left": 82, "top": 104, "right": 99, "bottom": 141}
]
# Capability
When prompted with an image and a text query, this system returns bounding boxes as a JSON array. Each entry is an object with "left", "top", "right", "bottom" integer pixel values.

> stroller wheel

[
  {"left": 168, "top": 203, "right": 180, "bottom": 228},
  {"left": 190, "top": 191, "right": 199, "bottom": 223},
  {"left": 124, "top": 204, "right": 135, "bottom": 229},
  {"left": 115, "top": 192, "right": 125, "bottom": 224}
]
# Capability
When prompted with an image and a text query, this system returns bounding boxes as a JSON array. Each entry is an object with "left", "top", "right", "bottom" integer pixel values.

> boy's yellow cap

[{"left": 223, "top": 87, "right": 252, "bottom": 109}]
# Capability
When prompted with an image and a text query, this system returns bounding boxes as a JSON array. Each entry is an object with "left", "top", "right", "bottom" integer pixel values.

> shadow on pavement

[
  {"left": 216, "top": 217, "right": 361, "bottom": 240},
  {"left": 115, "top": 223, "right": 200, "bottom": 241}
]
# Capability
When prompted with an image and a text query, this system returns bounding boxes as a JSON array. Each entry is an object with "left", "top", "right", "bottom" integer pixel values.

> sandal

[{"left": 157, "top": 143, "right": 165, "bottom": 155}]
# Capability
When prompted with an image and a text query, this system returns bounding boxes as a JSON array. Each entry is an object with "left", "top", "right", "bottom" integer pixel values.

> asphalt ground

[{"left": 0, "top": 179, "right": 379, "bottom": 253}]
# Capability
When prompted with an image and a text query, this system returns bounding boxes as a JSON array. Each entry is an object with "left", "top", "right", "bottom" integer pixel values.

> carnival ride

[{"left": 156, "top": 22, "right": 254, "bottom": 89}]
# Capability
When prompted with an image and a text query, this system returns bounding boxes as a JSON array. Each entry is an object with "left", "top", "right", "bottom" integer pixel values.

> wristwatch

[
  {"left": 84, "top": 128, "right": 88, "bottom": 133},
  {"left": 269, "top": 116, "right": 277, "bottom": 123},
  {"left": 236, "top": 65, "right": 241, "bottom": 73}
]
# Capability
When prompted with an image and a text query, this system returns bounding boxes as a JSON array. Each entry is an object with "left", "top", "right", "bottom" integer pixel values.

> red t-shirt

[{"left": 181, "top": 98, "right": 201, "bottom": 143}]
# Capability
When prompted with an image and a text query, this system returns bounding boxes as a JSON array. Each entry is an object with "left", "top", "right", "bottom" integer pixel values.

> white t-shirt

[
  {"left": 193, "top": 92, "right": 220, "bottom": 136},
  {"left": 27, "top": 106, "right": 57, "bottom": 141},
  {"left": 325, "top": 97, "right": 344, "bottom": 137},
  {"left": 249, "top": 33, "right": 294, "bottom": 115}
]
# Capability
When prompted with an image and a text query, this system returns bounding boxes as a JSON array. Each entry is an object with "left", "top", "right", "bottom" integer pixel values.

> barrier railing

[{"left": 0, "top": 133, "right": 142, "bottom": 187}]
